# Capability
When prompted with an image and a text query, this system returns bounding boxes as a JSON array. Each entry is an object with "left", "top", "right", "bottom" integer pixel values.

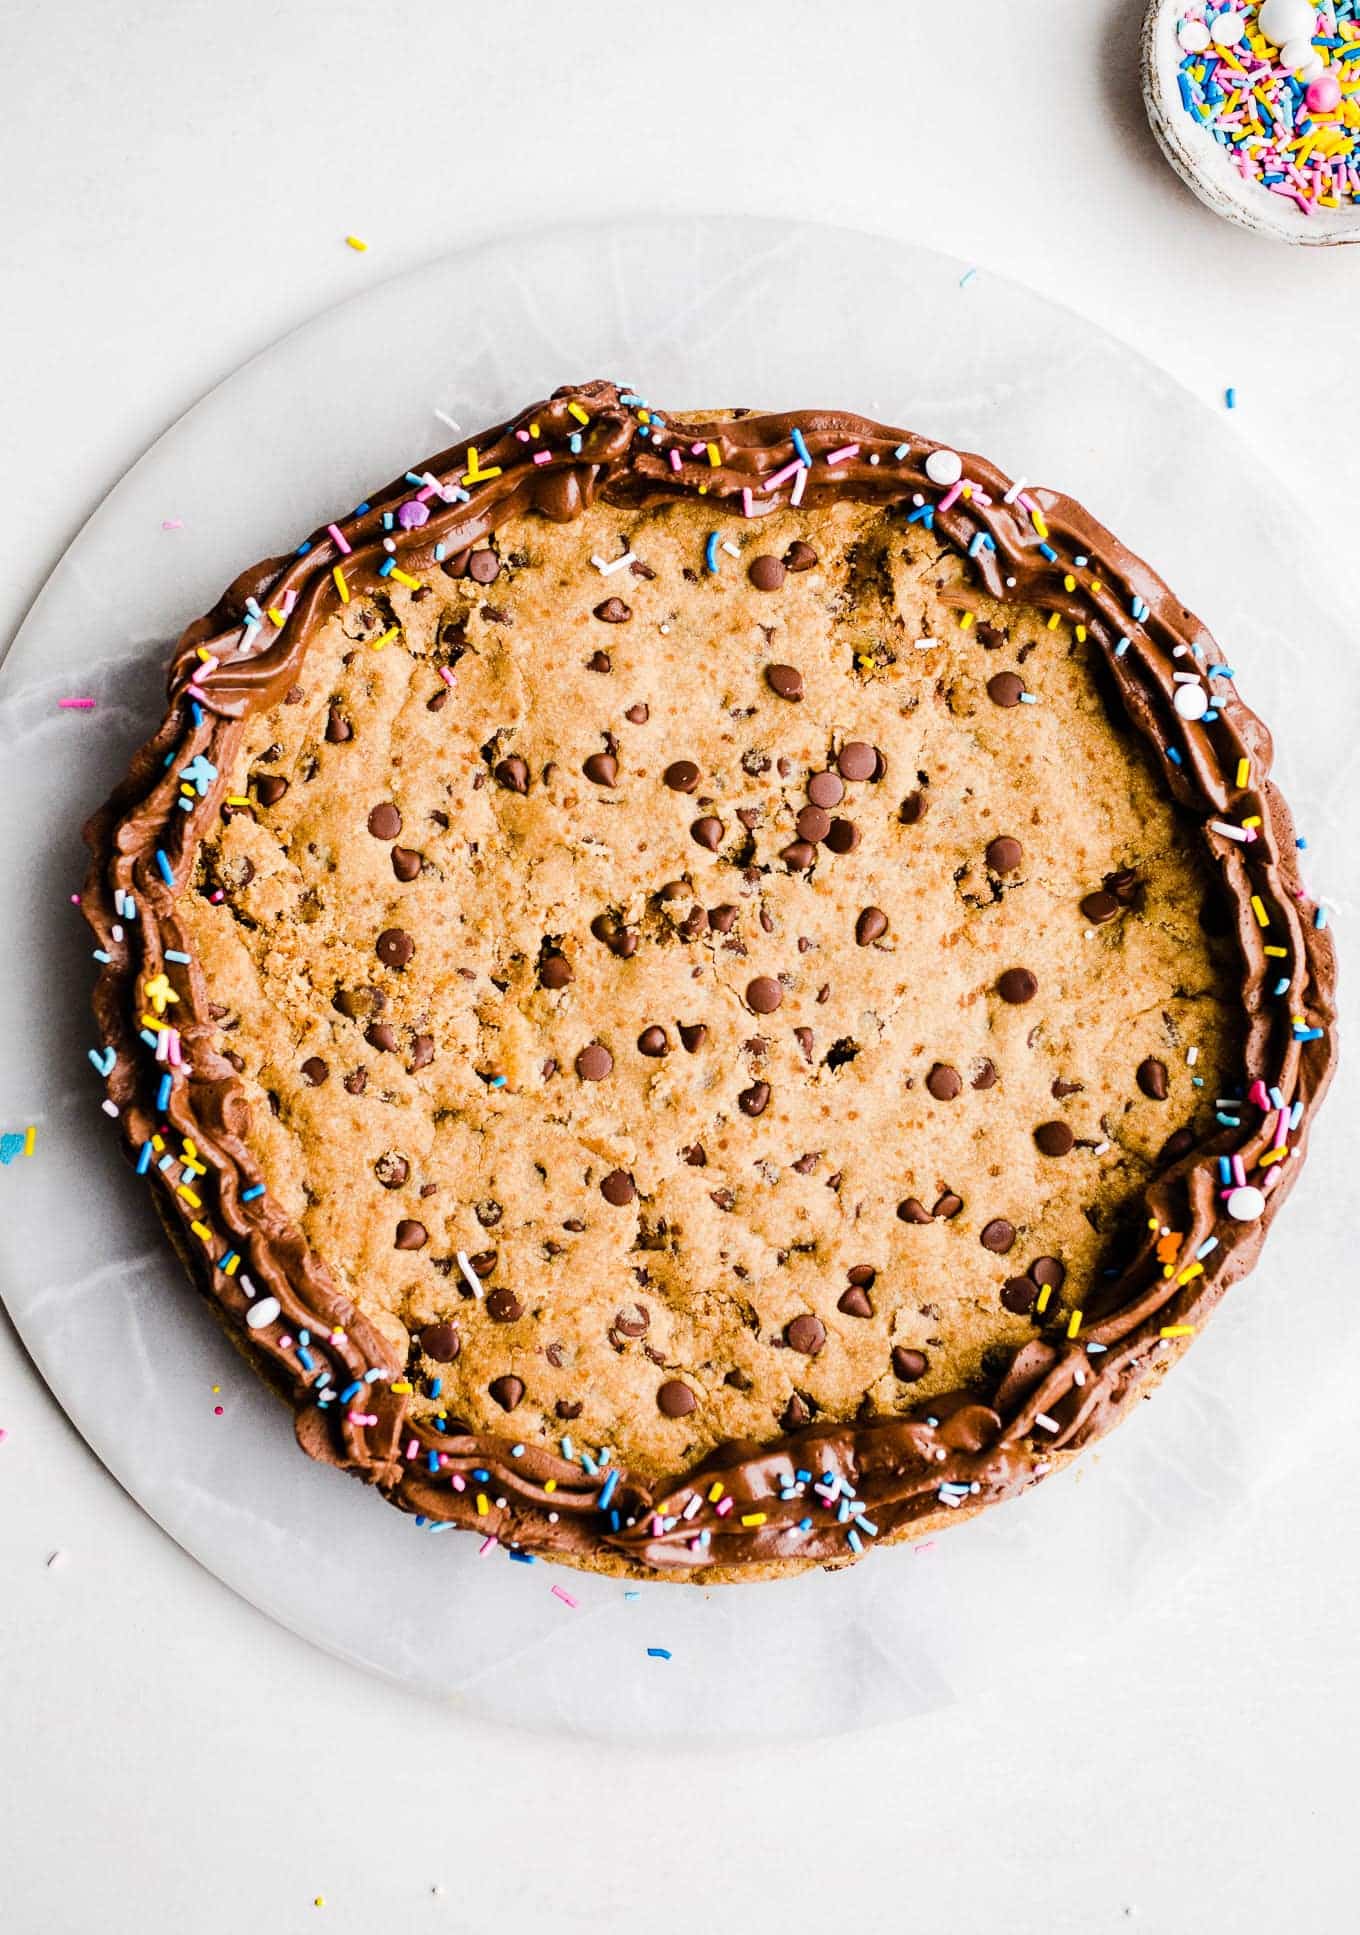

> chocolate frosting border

[{"left": 80, "top": 379, "right": 1338, "bottom": 1577}]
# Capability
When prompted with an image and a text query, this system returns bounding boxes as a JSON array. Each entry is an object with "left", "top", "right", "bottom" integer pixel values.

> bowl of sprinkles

[{"left": 1142, "top": 0, "right": 1360, "bottom": 241}]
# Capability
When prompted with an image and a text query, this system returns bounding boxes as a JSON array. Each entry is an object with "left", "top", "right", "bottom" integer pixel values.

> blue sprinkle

[
  {"left": 581, "top": 1450, "right": 598, "bottom": 1475},
  {"left": 1296, "top": 836, "right": 1307, "bottom": 850},
  {"left": 364, "top": 1368, "right": 382, "bottom": 1384},
  {"left": 791, "top": 427, "right": 812, "bottom": 468},
  {"left": 624, "top": 1589, "right": 641, "bottom": 1601},
  {"left": 1208, "top": 665, "right": 1235, "bottom": 679},
  {"left": 1196, "top": 1237, "right": 1219, "bottom": 1260},
  {"left": 646, "top": 1647, "right": 672, "bottom": 1660},
  {"left": 433, "top": 542, "right": 446, "bottom": 561},
  {"left": 704, "top": 531, "right": 720, "bottom": 574},
  {"left": 598, "top": 1467, "right": 620, "bottom": 1511},
  {"left": 295, "top": 540, "right": 312, "bottom": 557},
  {"left": 473, "top": 1468, "right": 490, "bottom": 1482},
  {"left": 1218, "top": 1157, "right": 1232, "bottom": 1185},
  {"left": 430, "top": 1378, "right": 442, "bottom": 1399},
  {"left": 1216, "top": 1111, "right": 1241, "bottom": 1127},
  {"left": 378, "top": 558, "right": 394, "bottom": 578},
  {"left": 156, "top": 1074, "right": 172, "bottom": 1111},
  {"left": 353, "top": 501, "right": 370, "bottom": 515},
  {"left": 893, "top": 443, "right": 909, "bottom": 460},
  {"left": 190, "top": 702, "right": 204, "bottom": 727},
  {"left": 92, "top": 948, "right": 112, "bottom": 966},
  {"left": 155, "top": 850, "right": 174, "bottom": 886},
  {"left": 1115, "top": 636, "right": 1131, "bottom": 657},
  {"left": 1038, "top": 542, "right": 1058, "bottom": 562},
  {"left": 165, "top": 949, "right": 191, "bottom": 964},
  {"left": 508, "top": 1549, "right": 534, "bottom": 1564},
  {"left": 240, "top": 1184, "right": 265, "bottom": 1202},
  {"left": 1167, "top": 745, "right": 1183, "bottom": 766},
  {"left": 1315, "top": 907, "right": 1328, "bottom": 929},
  {"left": 568, "top": 432, "right": 583, "bottom": 454},
  {"left": 609, "top": 1510, "right": 620, "bottom": 1531},
  {"left": 1131, "top": 596, "right": 1149, "bottom": 622},
  {"left": 339, "top": 1381, "right": 361, "bottom": 1403},
  {"left": 799, "top": 1517, "right": 813, "bottom": 1532},
  {"left": 157, "top": 1154, "right": 174, "bottom": 1172},
  {"left": 1225, "top": 387, "right": 1236, "bottom": 410},
  {"left": 217, "top": 1251, "right": 237, "bottom": 1273},
  {"left": 427, "top": 1450, "right": 440, "bottom": 1474},
  {"left": 1274, "top": 976, "right": 1290, "bottom": 995},
  {"left": 958, "top": 266, "right": 977, "bottom": 288},
  {"left": 297, "top": 1347, "right": 314, "bottom": 1372},
  {"left": 136, "top": 1142, "right": 153, "bottom": 1175},
  {"left": 847, "top": 1529, "right": 864, "bottom": 1554},
  {"left": 1290, "top": 1100, "right": 1305, "bottom": 1129},
  {"left": 906, "top": 504, "right": 934, "bottom": 528}
]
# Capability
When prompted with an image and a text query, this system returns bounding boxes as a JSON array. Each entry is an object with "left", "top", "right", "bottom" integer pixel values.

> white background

[{"left": 2, "top": 3, "right": 1357, "bottom": 1931}]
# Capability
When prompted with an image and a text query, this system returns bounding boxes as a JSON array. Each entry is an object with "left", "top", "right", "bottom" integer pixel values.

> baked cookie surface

[{"left": 82, "top": 382, "right": 1336, "bottom": 1579}]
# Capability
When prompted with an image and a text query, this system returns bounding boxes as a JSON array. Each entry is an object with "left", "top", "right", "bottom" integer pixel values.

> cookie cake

[{"left": 81, "top": 380, "right": 1337, "bottom": 1579}]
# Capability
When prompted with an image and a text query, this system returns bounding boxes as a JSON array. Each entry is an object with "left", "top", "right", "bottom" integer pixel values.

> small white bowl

[{"left": 1141, "top": 0, "right": 1360, "bottom": 244}]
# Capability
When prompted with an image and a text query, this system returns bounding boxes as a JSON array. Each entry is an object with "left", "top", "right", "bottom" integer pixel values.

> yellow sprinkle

[
  {"left": 190, "top": 1221, "right": 212, "bottom": 1242},
  {"left": 1063, "top": 574, "right": 1076, "bottom": 592},
  {"left": 370, "top": 626, "right": 400, "bottom": 651},
  {"left": 151, "top": 1134, "right": 165, "bottom": 1152},
  {"left": 476, "top": 1493, "right": 488, "bottom": 1516},
  {"left": 140, "top": 1014, "right": 167, "bottom": 1032},
  {"left": 332, "top": 566, "right": 349, "bottom": 604},
  {"left": 528, "top": 421, "right": 540, "bottom": 438},
  {"left": 195, "top": 646, "right": 213, "bottom": 662},
  {"left": 1264, "top": 945, "right": 1288, "bottom": 959},
  {"left": 707, "top": 1481, "right": 724, "bottom": 1502},
  {"left": 183, "top": 1138, "right": 197, "bottom": 1158},
  {"left": 389, "top": 1379, "right": 412, "bottom": 1394},
  {"left": 1031, "top": 511, "right": 1049, "bottom": 539},
  {"left": 1241, "top": 815, "right": 1262, "bottom": 828},
  {"left": 740, "top": 1512, "right": 767, "bottom": 1527},
  {"left": 222, "top": 1253, "right": 240, "bottom": 1276},
  {"left": 226, "top": 795, "right": 251, "bottom": 807},
  {"left": 345, "top": 234, "right": 367, "bottom": 251},
  {"left": 1090, "top": 579, "right": 1102, "bottom": 593},
  {"left": 1176, "top": 1261, "right": 1205, "bottom": 1286},
  {"left": 1236, "top": 757, "right": 1250, "bottom": 788},
  {"left": 1161, "top": 1324, "right": 1196, "bottom": 1339},
  {"left": 1066, "top": 1309, "right": 1083, "bottom": 1339},
  {"left": 1250, "top": 895, "right": 1269, "bottom": 928},
  {"left": 181, "top": 1158, "right": 206, "bottom": 1177},
  {"left": 1036, "top": 1284, "right": 1053, "bottom": 1314},
  {"left": 23, "top": 1126, "right": 35, "bottom": 1156},
  {"left": 1075, "top": 624, "right": 1088, "bottom": 643},
  {"left": 461, "top": 447, "right": 503, "bottom": 485},
  {"left": 698, "top": 483, "right": 708, "bottom": 495},
  {"left": 177, "top": 1185, "right": 202, "bottom": 1208},
  {"left": 267, "top": 607, "right": 285, "bottom": 628},
  {"left": 567, "top": 401, "right": 590, "bottom": 425},
  {"left": 388, "top": 567, "right": 420, "bottom": 590},
  {"left": 706, "top": 442, "right": 721, "bottom": 467},
  {"left": 1047, "top": 611, "right": 1061, "bottom": 630},
  {"left": 212, "top": 1386, "right": 220, "bottom": 1394},
  {"left": 544, "top": 1478, "right": 557, "bottom": 1494},
  {"left": 959, "top": 611, "right": 975, "bottom": 630},
  {"left": 637, "top": 409, "right": 651, "bottom": 424}
]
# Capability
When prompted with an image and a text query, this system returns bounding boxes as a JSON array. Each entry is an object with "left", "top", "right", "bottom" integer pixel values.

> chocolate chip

[
  {"left": 391, "top": 845, "right": 421, "bottom": 882},
  {"left": 486, "top": 1287, "right": 522, "bottom": 1323},
  {"left": 847, "top": 1263, "right": 877, "bottom": 1289},
  {"left": 749, "top": 554, "right": 786, "bottom": 591},
  {"left": 981, "top": 1218, "right": 1016, "bottom": 1253},
  {"left": 855, "top": 907, "right": 888, "bottom": 946},
  {"left": 781, "top": 840, "right": 815, "bottom": 870},
  {"left": 793, "top": 804, "right": 829, "bottom": 844},
  {"left": 804, "top": 775, "right": 841, "bottom": 814},
  {"left": 825, "top": 819, "right": 859, "bottom": 854},
  {"left": 539, "top": 952, "right": 572, "bottom": 989},
  {"left": 367, "top": 802, "right": 401, "bottom": 840},
  {"left": 691, "top": 815, "right": 724, "bottom": 851},
  {"left": 781, "top": 1393, "right": 813, "bottom": 1429},
  {"left": 575, "top": 1043, "right": 613, "bottom": 1081},
  {"left": 657, "top": 1379, "right": 697, "bottom": 1417},
  {"left": 793, "top": 1026, "right": 814, "bottom": 1061},
  {"left": 637, "top": 1026, "right": 670, "bottom": 1057},
  {"left": 746, "top": 976, "right": 782, "bottom": 1014},
  {"left": 1052, "top": 1077, "right": 1083, "bottom": 1098},
  {"left": 1080, "top": 890, "right": 1120, "bottom": 925},
  {"left": 709, "top": 903, "right": 738, "bottom": 933},
  {"left": 1137, "top": 1057, "right": 1169, "bottom": 1100},
  {"left": 739, "top": 1081, "right": 771, "bottom": 1117},
  {"left": 587, "top": 649, "right": 611, "bottom": 674},
  {"left": 555, "top": 1399, "right": 583, "bottom": 1421},
  {"left": 837, "top": 742, "right": 878, "bottom": 782},
  {"left": 987, "top": 672, "right": 1025, "bottom": 708},
  {"left": 893, "top": 794, "right": 929, "bottom": 842},
  {"left": 1030, "top": 1255, "right": 1066, "bottom": 1289},
  {"left": 933, "top": 1191, "right": 964, "bottom": 1219},
  {"left": 334, "top": 985, "right": 384, "bottom": 1021},
  {"left": 494, "top": 755, "right": 529, "bottom": 794},
  {"left": 785, "top": 1314, "right": 826, "bottom": 1356},
  {"left": 927, "top": 1062, "right": 963, "bottom": 1102},
  {"left": 461, "top": 547, "right": 498, "bottom": 583},
  {"left": 837, "top": 1285, "right": 873, "bottom": 1319},
  {"left": 489, "top": 1374, "right": 524, "bottom": 1411},
  {"left": 376, "top": 928, "right": 414, "bottom": 968},
  {"left": 419, "top": 1322, "right": 460, "bottom": 1361},
  {"left": 395, "top": 1219, "right": 427, "bottom": 1250},
  {"left": 625, "top": 702, "right": 649, "bottom": 724},
  {"left": 1160, "top": 1126, "right": 1196, "bottom": 1163},
  {"left": 971, "top": 1059, "right": 998, "bottom": 1090},
  {"left": 583, "top": 752, "right": 618, "bottom": 786},
  {"left": 765, "top": 664, "right": 804, "bottom": 702},
  {"left": 997, "top": 967, "right": 1037, "bottom": 1004},
  {"left": 891, "top": 1346, "right": 928, "bottom": 1382},
  {"left": 254, "top": 775, "right": 289, "bottom": 806},
  {"left": 1000, "top": 1276, "right": 1039, "bottom": 1315},
  {"left": 663, "top": 760, "right": 700, "bottom": 793},
  {"left": 613, "top": 1304, "right": 650, "bottom": 1339},
  {"left": 283, "top": 684, "right": 303, "bottom": 705},
  {"left": 678, "top": 1023, "right": 708, "bottom": 1053},
  {"left": 374, "top": 1151, "right": 409, "bottom": 1190},
  {"left": 409, "top": 1033, "right": 434, "bottom": 1070},
  {"left": 326, "top": 706, "right": 353, "bottom": 743},
  {"left": 474, "top": 1199, "right": 502, "bottom": 1228},
  {"left": 301, "top": 1056, "right": 329, "bottom": 1086},
  {"left": 986, "top": 836, "right": 1023, "bottom": 872},
  {"left": 593, "top": 597, "right": 631, "bottom": 623},
  {"left": 897, "top": 1197, "right": 933, "bottom": 1224},
  {"left": 784, "top": 540, "right": 818, "bottom": 572},
  {"left": 683, "top": 1143, "right": 707, "bottom": 1166},
  {"left": 426, "top": 690, "right": 448, "bottom": 713},
  {"left": 601, "top": 1169, "right": 636, "bottom": 1206},
  {"left": 1034, "top": 1121, "right": 1074, "bottom": 1157}
]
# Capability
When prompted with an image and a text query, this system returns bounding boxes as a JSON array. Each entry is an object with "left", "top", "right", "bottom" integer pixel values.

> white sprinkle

[
  {"left": 682, "top": 1493, "right": 703, "bottom": 1520},
  {"left": 590, "top": 550, "right": 636, "bottom": 577},
  {"left": 1092, "top": 1140, "right": 1111, "bottom": 1155},
  {"left": 1186, "top": 1046, "right": 1199, "bottom": 1066},
  {"left": 925, "top": 448, "right": 963, "bottom": 487},
  {"left": 914, "top": 637, "right": 939, "bottom": 651},
  {"left": 1002, "top": 475, "right": 1028, "bottom": 505},
  {"left": 721, "top": 539, "right": 741, "bottom": 559},
  {"left": 246, "top": 1296, "right": 281, "bottom": 1330},
  {"left": 434, "top": 410, "right": 462, "bottom": 434},
  {"left": 1036, "top": 1413, "right": 1060, "bottom": 1432},
  {"left": 1174, "top": 682, "right": 1209, "bottom": 721},
  {"left": 456, "top": 1251, "right": 484, "bottom": 1299}
]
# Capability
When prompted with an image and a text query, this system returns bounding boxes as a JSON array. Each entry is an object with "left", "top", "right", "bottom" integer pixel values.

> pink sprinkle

[
  {"left": 825, "top": 443, "right": 860, "bottom": 466},
  {"left": 438, "top": 666, "right": 455, "bottom": 686},
  {"left": 1231, "top": 1154, "right": 1247, "bottom": 1187},
  {"left": 162, "top": 519, "right": 183, "bottom": 531},
  {"left": 741, "top": 486, "right": 754, "bottom": 518},
  {"left": 1273, "top": 1113, "right": 1290, "bottom": 1151},
  {"left": 0, "top": 1428, "right": 8, "bottom": 1445},
  {"left": 690, "top": 441, "right": 706, "bottom": 456},
  {"left": 532, "top": 450, "right": 552, "bottom": 466},
  {"left": 327, "top": 523, "right": 352, "bottom": 555},
  {"left": 281, "top": 588, "right": 297, "bottom": 616},
  {"left": 58, "top": 698, "right": 95, "bottom": 710},
  {"left": 551, "top": 1585, "right": 578, "bottom": 1608},
  {"left": 1247, "top": 1080, "right": 1269, "bottom": 1109},
  {"left": 477, "top": 1535, "right": 497, "bottom": 1555},
  {"left": 406, "top": 1438, "right": 419, "bottom": 1459},
  {"left": 209, "top": 890, "right": 225, "bottom": 905},
  {"left": 715, "top": 1496, "right": 734, "bottom": 1517},
  {"left": 515, "top": 429, "right": 531, "bottom": 442},
  {"left": 668, "top": 448, "right": 682, "bottom": 472},
  {"left": 186, "top": 683, "right": 207, "bottom": 703},
  {"left": 938, "top": 482, "right": 964, "bottom": 513},
  {"left": 791, "top": 466, "right": 807, "bottom": 507},
  {"left": 450, "top": 1473, "right": 466, "bottom": 1492},
  {"left": 154, "top": 1031, "right": 169, "bottom": 1065},
  {"left": 167, "top": 1031, "right": 183, "bottom": 1068},
  {"left": 762, "top": 459, "right": 802, "bottom": 494},
  {"left": 214, "top": 1405, "right": 224, "bottom": 1417},
  {"left": 70, "top": 894, "right": 82, "bottom": 905}
]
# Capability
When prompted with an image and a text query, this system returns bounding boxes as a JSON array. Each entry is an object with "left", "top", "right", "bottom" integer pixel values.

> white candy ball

[
  {"left": 1211, "top": 10, "right": 1246, "bottom": 46},
  {"left": 1281, "top": 35, "right": 1324, "bottom": 77},
  {"left": 1173, "top": 680, "right": 1210, "bottom": 720},
  {"left": 246, "top": 1295, "right": 282, "bottom": 1329},
  {"left": 1258, "top": 0, "right": 1317, "bottom": 46},
  {"left": 1178, "top": 19, "right": 1211, "bottom": 51},
  {"left": 925, "top": 448, "right": 963, "bottom": 487},
  {"left": 1226, "top": 1184, "right": 1267, "bottom": 1222}
]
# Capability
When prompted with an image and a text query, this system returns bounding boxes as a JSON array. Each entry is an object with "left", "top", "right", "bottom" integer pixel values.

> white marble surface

[{"left": 2, "top": 2, "right": 1359, "bottom": 1932}]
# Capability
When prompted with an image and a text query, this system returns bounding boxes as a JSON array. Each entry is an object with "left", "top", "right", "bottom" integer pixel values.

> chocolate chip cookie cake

[{"left": 81, "top": 380, "right": 1336, "bottom": 1580}]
